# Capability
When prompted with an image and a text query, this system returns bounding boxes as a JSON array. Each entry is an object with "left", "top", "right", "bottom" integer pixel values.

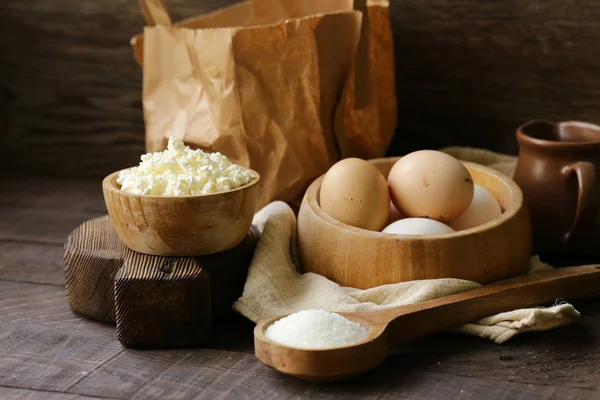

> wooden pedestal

[{"left": 64, "top": 216, "right": 258, "bottom": 349}]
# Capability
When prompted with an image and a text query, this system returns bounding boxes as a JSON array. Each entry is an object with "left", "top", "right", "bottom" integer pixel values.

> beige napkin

[{"left": 233, "top": 148, "right": 580, "bottom": 344}]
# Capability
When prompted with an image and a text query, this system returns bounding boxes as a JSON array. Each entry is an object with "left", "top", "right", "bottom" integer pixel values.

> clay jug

[{"left": 514, "top": 120, "right": 600, "bottom": 260}]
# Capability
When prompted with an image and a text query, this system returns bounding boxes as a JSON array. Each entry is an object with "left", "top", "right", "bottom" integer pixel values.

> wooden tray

[{"left": 64, "top": 216, "right": 258, "bottom": 349}]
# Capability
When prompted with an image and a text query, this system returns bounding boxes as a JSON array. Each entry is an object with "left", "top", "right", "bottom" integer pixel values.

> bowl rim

[
  {"left": 305, "top": 158, "right": 524, "bottom": 241},
  {"left": 102, "top": 167, "right": 261, "bottom": 199}
]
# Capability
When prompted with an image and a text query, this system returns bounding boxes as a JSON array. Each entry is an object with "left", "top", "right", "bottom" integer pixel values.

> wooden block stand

[{"left": 64, "top": 216, "right": 258, "bottom": 349}]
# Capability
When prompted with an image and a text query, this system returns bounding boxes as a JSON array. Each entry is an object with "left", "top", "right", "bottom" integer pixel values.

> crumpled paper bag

[
  {"left": 233, "top": 148, "right": 581, "bottom": 344},
  {"left": 131, "top": 0, "right": 397, "bottom": 209}
]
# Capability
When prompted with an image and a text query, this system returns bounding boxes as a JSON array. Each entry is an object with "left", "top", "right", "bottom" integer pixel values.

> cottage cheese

[{"left": 117, "top": 137, "right": 255, "bottom": 196}]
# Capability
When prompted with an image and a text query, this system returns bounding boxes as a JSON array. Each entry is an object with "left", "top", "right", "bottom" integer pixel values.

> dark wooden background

[{"left": 1, "top": 0, "right": 599, "bottom": 179}]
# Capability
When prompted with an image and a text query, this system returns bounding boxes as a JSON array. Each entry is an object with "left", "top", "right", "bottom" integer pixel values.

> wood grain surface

[
  {"left": 2, "top": 1, "right": 600, "bottom": 179},
  {"left": 2, "top": 178, "right": 600, "bottom": 398},
  {"left": 64, "top": 215, "right": 259, "bottom": 348},
  {"left": 64, "top": 216, "right": 126, "bottom": 323},
  {"left": 114, "top": 255, "right": 212, "bottom": 348}
]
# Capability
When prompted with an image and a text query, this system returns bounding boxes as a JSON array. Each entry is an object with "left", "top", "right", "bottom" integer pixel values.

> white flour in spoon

[{"left": 264, "top": 309, "right": 368, "bottom": 349}]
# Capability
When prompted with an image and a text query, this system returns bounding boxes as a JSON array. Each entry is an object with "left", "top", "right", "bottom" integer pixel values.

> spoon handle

[{"left": 369, "top": 265, "right": 600, "bottom": 348}]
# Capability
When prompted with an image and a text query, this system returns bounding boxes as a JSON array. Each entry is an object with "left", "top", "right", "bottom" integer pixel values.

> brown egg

[
  {"left": 388, "top": 150, "right": 474, "bottom": 222},
  {"left": 320, "top": 158, "right": 390, "bottom": 231}
]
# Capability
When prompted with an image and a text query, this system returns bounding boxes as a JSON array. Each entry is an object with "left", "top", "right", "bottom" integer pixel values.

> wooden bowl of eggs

[{"left": 297, "top": 151, "right": 532, "bottom": 289}]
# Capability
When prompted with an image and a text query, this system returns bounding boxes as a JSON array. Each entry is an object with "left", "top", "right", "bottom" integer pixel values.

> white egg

[
  {"left": 448, "top": 184, "right": 502, "bottom": 231},
  {"left": 382, "top": 218, "right": 455, "bottom": 236}
]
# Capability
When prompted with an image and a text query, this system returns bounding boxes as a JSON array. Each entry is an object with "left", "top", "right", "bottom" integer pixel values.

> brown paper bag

[{"left": 131, "top": 0, "right": 396, "bottom": 208}]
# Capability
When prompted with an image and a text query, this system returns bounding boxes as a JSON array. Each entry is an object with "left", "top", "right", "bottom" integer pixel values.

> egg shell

[
  {"left": 319, "top": 158, "right": 390, "bottom": 231},
  {"left": 448, "top": 184, "right": 502, "bottom": 230},
  {"left": 387, "top": 201, "right": 404, "bottom": 225},
  {"left": 388, "top": 150, "right": 474, "bottom": 222},
  {"left": 382, "top": 218, "right": 455, "bottom": 236}
]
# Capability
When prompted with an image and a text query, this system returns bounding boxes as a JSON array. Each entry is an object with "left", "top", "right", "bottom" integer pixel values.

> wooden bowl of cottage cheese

[{"left": 102, "top": 137, "right": 260, "bottom": 256}]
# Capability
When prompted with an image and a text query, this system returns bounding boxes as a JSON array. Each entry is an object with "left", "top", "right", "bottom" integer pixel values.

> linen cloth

[{"left": 233, "top": 148, "right": 580, "bottom": 344}]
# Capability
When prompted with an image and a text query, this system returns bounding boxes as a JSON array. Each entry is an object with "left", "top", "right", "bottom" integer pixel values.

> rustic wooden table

[{"left": 1, "top": 178, "right": 599, "bottom": 399}]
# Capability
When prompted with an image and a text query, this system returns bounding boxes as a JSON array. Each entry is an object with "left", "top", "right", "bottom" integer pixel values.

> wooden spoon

[{"left": 254, "top": 265, "right": 600, "bottom": 382}]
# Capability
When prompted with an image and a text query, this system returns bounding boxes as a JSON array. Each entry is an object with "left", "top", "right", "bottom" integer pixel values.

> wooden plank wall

[{"left": 1, "top": 0, "right": 599, "bottom": 179}]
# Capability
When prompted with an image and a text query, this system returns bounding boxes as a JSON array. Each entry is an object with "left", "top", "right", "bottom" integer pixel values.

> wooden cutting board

[{"left": 64, "top": 215, "right": 259, "bottom": 349}]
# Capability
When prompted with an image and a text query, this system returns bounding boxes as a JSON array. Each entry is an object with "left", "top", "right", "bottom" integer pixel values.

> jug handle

[{"left": 562, "top": 161, "right": 596, "bottom": 243}]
